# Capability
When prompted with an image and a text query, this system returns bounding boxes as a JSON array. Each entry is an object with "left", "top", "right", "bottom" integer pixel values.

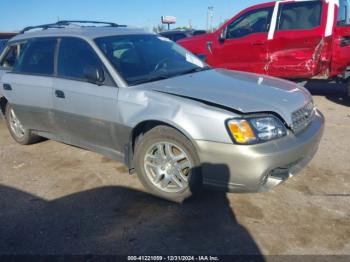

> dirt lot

[{"left": 0, "top": 83, "right": 349, "bottom": 256}]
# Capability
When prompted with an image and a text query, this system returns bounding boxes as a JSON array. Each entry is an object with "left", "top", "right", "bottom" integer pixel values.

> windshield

[{"left": 95, "top": 34, "right": 208, "bottom": 86}]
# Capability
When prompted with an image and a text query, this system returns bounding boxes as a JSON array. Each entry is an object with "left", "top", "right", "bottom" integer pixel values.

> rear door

[
  {"left": 1, "top": 38, "right": 56, "bottom": 132},
  {"left": 210, "top": 6, "right": 273, "bottom": 74},
  {"left": 267, "top": 0, "right": 327, "bottom": 78},
  {"left": 53, "top": 37, "right": 121, "bottom": 156},
  {"left": 331, "top": 0, "right": 350, "bottom": 76}
]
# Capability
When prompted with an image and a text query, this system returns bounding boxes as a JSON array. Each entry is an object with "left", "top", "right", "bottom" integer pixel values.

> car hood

[{"left": 139, "top": 69, "right": 311, "bottom": 126}]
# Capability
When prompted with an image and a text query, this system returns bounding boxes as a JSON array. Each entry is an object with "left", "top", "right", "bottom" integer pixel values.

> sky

[{"left": 0, "top": 0, "right": 265, "bottom": 32}]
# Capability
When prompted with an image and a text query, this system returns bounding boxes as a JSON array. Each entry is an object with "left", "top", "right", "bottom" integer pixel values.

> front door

[
  {"left": 52, "top": 37, "right": 121, "bottom": 157},
  {"left": 210, "top": 6, "right": 273, "bottom": 74}
]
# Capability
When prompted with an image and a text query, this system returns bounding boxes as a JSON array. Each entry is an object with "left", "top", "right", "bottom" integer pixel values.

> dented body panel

[
  {"left": 332, "top": 25, "right": 350, "bottom": 76},
  {"left": 179, "top": 0, "right": 350, "bottom": 81},
  {"left": 116, "top": 68, "right": 312, "bottom": 147}
]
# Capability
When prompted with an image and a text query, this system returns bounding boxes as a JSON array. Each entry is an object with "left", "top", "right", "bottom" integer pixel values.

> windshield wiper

[
  {"left": 175, "top": 66, "right": 211, "bottom": 77},
  {"left": 130, "top": 74, "right": 171, "bottom": 85},
  {"left": 130, "top": 67, "right": 211, "bottom": 86}
]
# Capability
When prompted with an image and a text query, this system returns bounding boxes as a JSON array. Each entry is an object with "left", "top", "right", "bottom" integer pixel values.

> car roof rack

[{"left": 19, "top": 20, "right": 127, "bottom": 34}]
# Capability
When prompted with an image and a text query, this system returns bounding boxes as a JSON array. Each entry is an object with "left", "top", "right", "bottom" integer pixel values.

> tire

[
  {"left": 5, "top": 103, "right": 41, "bottom": 145},
  {"left": 134, "top": 126, "right": 202, "bottom": 203}
]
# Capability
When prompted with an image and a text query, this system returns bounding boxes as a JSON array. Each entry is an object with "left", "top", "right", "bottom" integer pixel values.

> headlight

[{"left": 226, "top": 116, "right": 287, "bottom": 145}]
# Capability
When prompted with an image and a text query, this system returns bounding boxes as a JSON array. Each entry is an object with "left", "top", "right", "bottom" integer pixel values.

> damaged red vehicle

[{"left": 179, "top": 0, "right": 350, "bottom": 93}]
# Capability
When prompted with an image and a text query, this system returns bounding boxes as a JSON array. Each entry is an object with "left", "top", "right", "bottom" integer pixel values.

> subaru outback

[{"left": 0, "top": 21, "right": 324, "bottom": 202}]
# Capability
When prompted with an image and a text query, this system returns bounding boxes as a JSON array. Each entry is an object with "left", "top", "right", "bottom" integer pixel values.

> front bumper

[{"left": 195, "top": 109, "right": 325, "bottom": 193}]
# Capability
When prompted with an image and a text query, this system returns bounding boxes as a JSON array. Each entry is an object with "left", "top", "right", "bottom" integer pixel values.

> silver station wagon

[{"left": 0, "top": 21, "right": 324, "bottom": 202}]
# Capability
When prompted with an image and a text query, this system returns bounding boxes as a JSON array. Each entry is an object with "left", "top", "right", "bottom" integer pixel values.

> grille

[{"left": 291, "top": 101, "right": 315, "bottom": 133}]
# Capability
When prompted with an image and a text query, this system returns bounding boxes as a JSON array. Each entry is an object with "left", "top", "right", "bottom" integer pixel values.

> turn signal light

[{"left": 227, "top": 119, "right": 257, "bottom": 144}]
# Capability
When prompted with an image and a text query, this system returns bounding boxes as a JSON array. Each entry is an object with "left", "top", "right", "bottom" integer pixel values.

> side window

[
  {"left": 0, "top": 42, "right": 26, "bottom": 69},
  {"left": 58, "top": 37, "right": 104, "bottom": 81},
  {"left": 14, "top": 38, "right": 56, "bottom": 75},
  {"left": 226, "top": 8, "right": 273, "bottom": 39},
  {"left": 277, "top": 1, "right": 322, "bottom": 31},
  {"left": 338, "top": 0, "right": 348, "bottom": 26}
]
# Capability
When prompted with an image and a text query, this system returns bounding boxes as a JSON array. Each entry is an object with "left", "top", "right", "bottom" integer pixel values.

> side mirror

[
  {"left": 218, "top": 27, "right": 227, "bottom": 43},
  {"left": 84, "top": 65, "right": 105, "bottom": 85}
]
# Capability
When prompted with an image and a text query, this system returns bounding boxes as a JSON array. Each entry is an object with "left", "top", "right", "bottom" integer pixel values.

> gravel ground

[{"left": 0, "top": 82, "right": 349, "bottom": 256}]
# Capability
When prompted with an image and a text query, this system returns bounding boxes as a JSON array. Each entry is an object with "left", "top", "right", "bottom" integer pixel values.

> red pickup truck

[{"left": 179, "top": 0, "right": 350, "bottom": 93}]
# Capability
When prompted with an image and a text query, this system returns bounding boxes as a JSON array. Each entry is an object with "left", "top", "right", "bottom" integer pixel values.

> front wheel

[
  {"left": 5, "top": 103, "right": 41, "bottom": 145},
  {"left": 134, "top": 126, "right": 202, "bottom": 203}
]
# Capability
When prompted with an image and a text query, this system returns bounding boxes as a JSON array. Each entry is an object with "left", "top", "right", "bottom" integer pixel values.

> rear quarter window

[
  {"left": 0, "top": 42, "right": 26, "bottom": 69},
  {"left": 277, "top": 1, "right": 322, "bottom": 31}
]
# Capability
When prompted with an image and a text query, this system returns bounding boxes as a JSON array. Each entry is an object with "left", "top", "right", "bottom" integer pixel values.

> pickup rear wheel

[
  {"left": 134, "top": 126, "right": 202, "bottom": 203},
  {"left": 5, "top": 103, "right": 41, "bottom": 145}
]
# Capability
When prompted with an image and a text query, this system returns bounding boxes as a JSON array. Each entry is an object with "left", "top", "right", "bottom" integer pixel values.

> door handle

[
  {"left": 55, "top": 90, "right": 65, "bottom": 99},
  {"left": 3, "top": 83, "right": 12, "bottom": 91},
  {"left": 340, "top": 36, "right": 350, "bottom": 47},
  {"left": 252, "top": 42, "right": 265, "bottom": 46}
]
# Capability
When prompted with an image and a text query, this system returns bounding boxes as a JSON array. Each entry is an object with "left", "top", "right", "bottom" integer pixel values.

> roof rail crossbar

[{"left": 19, "top": 20, "right": 127, "bottom": 34}]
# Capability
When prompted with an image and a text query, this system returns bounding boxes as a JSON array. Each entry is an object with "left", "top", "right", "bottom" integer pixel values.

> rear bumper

[{"left": 195, "top": 109, "right": 325, "bottom": 193}]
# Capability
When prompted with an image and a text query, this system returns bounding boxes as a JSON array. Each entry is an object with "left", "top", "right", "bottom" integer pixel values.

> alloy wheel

[
  {"left": 144, "top": 142, "right": 192, "bottom": 193},
  {"left": 9, "top": 108, "right": 25, "bottom": 139}
]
